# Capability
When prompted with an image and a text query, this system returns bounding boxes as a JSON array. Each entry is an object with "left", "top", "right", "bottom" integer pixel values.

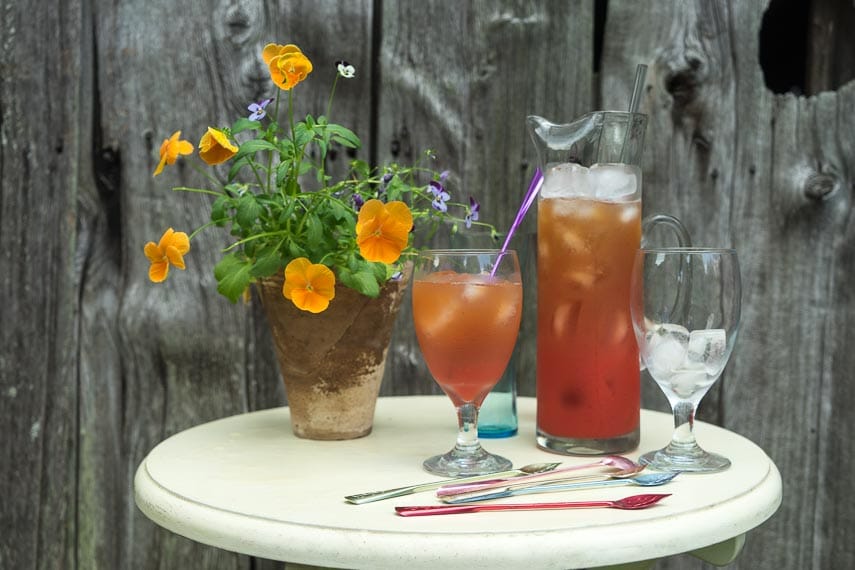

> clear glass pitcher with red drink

[{"left": 528, "top": 110, "right": 689, "bottom": 455}]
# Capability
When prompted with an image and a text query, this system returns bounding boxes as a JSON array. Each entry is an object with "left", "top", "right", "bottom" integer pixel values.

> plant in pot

[{"left": 144, "top": 43, "right": 491, "bottom": 440}]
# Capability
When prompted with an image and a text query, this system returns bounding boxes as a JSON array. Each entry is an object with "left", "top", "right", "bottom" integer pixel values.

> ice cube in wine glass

[
  {"left": 493, "top": 296, "right": 520, "bottom": 327},
  {"left": 462, "top": 281, "right": 489, "bottom": 303},
  {"left": 686, "top": 329, "right": 728, "bottom": 376},
  {"left": 645, "top": 323, "right": 690, "bottom": 378},
  {"left": 666, "top": 365, "right": 714, "bottom": 399}
]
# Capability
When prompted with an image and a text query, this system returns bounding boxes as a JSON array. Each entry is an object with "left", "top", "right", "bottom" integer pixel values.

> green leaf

[
  {"left": 293, "top": 124, "right": 313, "bottom": 148},
  {"left": 214, "top": 254, "right": 253, "bottom": 303},
  {"left": 231, "top": 118, "right": 263, "bottom": 135},
  {"left": 305, "top": 213, "right": 324, "bottom": 247},
  {"left": 370, "top": 261, "right": 388, "bottom": 283},
  {"left": 234, "top": 139, "right": 279, "bottom": 163},
  {"left": 278, "top": 200, "right": 297, "bottom": 225},
  {"left": 250, "top": 247, "right": 282, "bottom": 278},
  {"left": 210, "top": 195, "right": 230, "bottom": 226},
  {"left": 236, "top": 194, "right": 263, "bottom": 228},
  {"left": 276, "top": 161, "right": 292, "bottom": 188},
  {"left": 288, "top": 241, "right": 307, "bottom": 259},
  {"left": 329, "top": 199, "right": 354, "bottom": 223},
  {"left": 338, "top": 267, "right": 380, "bottom": 298},
  {"left": 350, "top": 159, "right": 371, "bottom": 178},
  {"left": 326, "top": 124, "right": 361, "bottom": 149},
  {"left": 227, "top": 156, "right": 253, "bottom": 182}
]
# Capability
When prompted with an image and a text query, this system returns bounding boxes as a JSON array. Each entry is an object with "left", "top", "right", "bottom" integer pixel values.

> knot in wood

[
  {"left": 804, "top": 172, "right": 838, "bottom": 200},
  {"left": 224, "top": 5, "right": 253, "bottom": 44},
  {"left": 663, "top": 52, "right": 706, "bottom": 109}
]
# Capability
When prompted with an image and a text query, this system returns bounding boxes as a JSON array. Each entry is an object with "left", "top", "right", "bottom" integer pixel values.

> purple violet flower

[
  {"left": 465, "top": 196, "right": 480, "bottom": 228},
  {"left": 247, "top": 98, "right": 272, "bottom": 121},
  {"left": 378, "top": 171, "right": 393, "bottom": 196},
  {"left": 352, "top": 193, "right": 365, "bottom": 211},
  {"left": 428, "top": 180, "right": 450, "bottom": 212}
]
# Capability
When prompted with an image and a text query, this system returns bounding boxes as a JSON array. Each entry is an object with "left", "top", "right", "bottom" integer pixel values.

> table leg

[{"left": 689, "top": 534, "right": 746, "bottom": 566}]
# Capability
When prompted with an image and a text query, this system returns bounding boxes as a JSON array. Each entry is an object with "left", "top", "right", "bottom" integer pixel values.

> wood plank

[{"left": 0, "top": 0, "right": 83, "bottom": 568}]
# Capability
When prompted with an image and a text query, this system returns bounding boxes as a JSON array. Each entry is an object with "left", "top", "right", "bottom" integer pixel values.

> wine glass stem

[
  {"left": 670, "top": 400, "right": 698, "bottom": 447},
  {"left": 455, "top": 402, "right": 482, "bottom": 453}
]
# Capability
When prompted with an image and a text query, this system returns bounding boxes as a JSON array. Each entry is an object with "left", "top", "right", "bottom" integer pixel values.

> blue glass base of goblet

[
  {"left": 423, "top": 446, "right": 512, "bottom": 477},
  {"left": 639, "top": 444, "right": 731, "bottom": 473}
]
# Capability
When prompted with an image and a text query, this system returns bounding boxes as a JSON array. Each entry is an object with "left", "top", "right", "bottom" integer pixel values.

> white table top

[{"left": 134, "top": 396, "right": 781, "bottom": 569}]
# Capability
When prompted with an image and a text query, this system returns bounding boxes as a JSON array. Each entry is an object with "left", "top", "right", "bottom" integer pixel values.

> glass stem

[
  {"left": 670, "top": 400, "right": 698, "bottom": 448},
  {"left": 455, "top": 403, "right": 481, "bottom": 453}
]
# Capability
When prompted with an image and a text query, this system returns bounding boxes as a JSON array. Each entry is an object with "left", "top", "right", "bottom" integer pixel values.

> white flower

[{"left": 336, "top": 60, "right": 356, "bottom": 79}]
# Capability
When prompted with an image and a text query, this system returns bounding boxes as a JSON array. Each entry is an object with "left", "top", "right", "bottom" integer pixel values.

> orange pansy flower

[
  {"left": 198, "top": 127, "right": 238, "bottom": 166},
  {"left": 282, "top": 257, "right": 336, "bottom": 313},
  {"left": 143, "top": 228, "right": 191, "bottom": 283},
  {"left": 153, "top": 131, "right": 193, "bottom": 176},
  {"left": 355, "top": 199, "right": 413, "bottom": 264},
  {"left": 262, "top": 43, "right": 313, "bottom": 91}
]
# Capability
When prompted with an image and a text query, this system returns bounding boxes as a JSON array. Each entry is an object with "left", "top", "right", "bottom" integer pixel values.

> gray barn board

[{"left": 1, "top": 1, "right": 853, "bottom": 569}]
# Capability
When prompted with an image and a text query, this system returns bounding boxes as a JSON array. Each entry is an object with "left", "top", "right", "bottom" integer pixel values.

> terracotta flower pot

[{"left": 257, "top": 272, "right": 409, "bottom": 440}]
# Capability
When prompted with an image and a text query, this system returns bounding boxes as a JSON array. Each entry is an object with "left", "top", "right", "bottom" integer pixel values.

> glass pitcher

[{"left": 528, "top": 111, "right": 689, "bottom": 455}]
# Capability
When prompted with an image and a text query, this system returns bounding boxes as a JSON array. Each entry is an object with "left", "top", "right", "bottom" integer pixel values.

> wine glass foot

[
  {"left": 639, "top": 446, "right": 731, "bottom": 473},
  {"left": 423, "top": 448, "right": 512, "bottom": 477}
]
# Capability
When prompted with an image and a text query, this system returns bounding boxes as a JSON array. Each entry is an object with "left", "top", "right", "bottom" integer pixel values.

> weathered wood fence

[{"left": 2, "top": 0, "right": 854, "bottom": 568}]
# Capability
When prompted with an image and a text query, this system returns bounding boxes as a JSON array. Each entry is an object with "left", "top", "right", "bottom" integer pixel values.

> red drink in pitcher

[
  {"left": 527, "top": 110, "right": 650, "bottom": 455},
  {"left": 536, "top": 196, "right": 641, "bottom": 448}
]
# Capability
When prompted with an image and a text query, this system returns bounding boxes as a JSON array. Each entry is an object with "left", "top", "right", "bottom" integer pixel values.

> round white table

[{"left": 134, "top": 396, "right": 781, "bottom": 569}]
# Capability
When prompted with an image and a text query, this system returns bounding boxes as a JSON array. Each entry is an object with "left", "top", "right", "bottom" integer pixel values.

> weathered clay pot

[{"left": 257, "top": 272, "right": 409, "bottom": 440}]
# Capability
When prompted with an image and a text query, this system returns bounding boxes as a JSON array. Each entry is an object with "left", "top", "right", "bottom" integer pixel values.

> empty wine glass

[
  {"left": 630, "top": 248, "right": 741, "bottom": 472},
  {"left": 412, "top": 249, "right": 523, "bottom": 476}
]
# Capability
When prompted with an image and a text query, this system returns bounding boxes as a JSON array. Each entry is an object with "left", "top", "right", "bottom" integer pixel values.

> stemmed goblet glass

[
  {"left": 412, "top": 249, "right": 523, "bottom": 476},
  {"left": 630, "top": 248, "right": 741, "bottom": 472}
]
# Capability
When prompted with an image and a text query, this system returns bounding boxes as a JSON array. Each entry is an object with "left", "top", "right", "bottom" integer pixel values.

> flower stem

[
  {"left": 172, "top": 186, "right": 224, "bottom": 197},
  {"left": 268, "top": 90, "right": 282, "bottom": 193},
  {"left": 188, "top": 160, "right": 223, "bottom": 188},
  {"left": 325, "top": 74, "right": 339, "bottom": 122}
]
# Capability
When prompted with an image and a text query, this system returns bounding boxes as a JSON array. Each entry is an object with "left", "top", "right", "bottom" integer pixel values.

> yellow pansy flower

[
  {"left": 198, "top": 127, "right": 238, "bottom": 166},
  {"left": 144, "top": 228, "right": 190, "bottom": 283},
  {"left": 356, "top": 200, "right": 413, "bottom": 264},
  {"left": 262, "top": 43, "right": 313, "bottom": 91},
  {"left": 282, "top": 257, "right": 336, "bottom": 313},
  {"left": 153, "top": 131, "right": 193, "bottom": 176}
]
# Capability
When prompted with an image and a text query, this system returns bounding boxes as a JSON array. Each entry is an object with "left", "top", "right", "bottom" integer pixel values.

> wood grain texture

[
  {"left": 2, "top": 0, "right": 854, "bottom": 569},
  {"left": 0, "top": 0, "right": 84, "bottom": 568}
]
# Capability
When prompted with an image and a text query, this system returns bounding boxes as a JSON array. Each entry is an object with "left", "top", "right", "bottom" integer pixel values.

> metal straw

[{"left": 620, "top": 63, "right": 648, "bottom": 163}]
